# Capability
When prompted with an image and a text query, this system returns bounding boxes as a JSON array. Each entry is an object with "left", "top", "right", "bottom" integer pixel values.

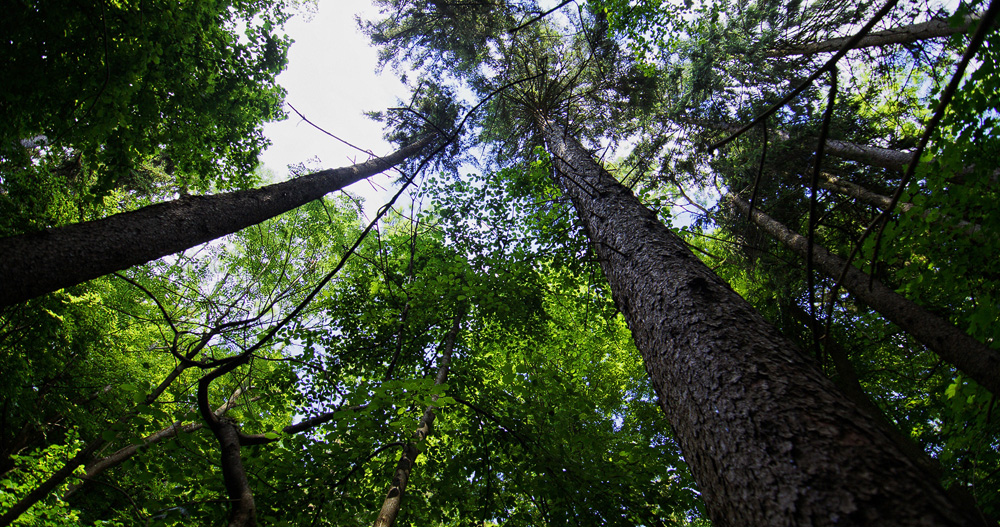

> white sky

[{"left": 260, "top": 0, "right": 410, "bottom": 212}]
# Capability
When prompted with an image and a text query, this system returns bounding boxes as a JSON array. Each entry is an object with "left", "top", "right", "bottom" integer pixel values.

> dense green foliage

[
  {"left": 0, "top": 0, "right": 292, "bottom": 236},
  {"left": 1, "top": 0, "right": 998, "bottom": 525}
]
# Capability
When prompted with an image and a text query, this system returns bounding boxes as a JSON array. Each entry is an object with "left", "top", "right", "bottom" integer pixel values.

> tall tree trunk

[
  {"left": 731, "top": 194, "right": 1000, "bottom": 397},
  {"left": 770, "top": 15, "right": 982, "bottom": 57},
  {"left": 785, "top": 305, "right": 944, "bottom": 475},
  {"left": 537, "top": 117, "right": 984, "bottom": 526},
  {"left": 0, "top": 136, "right": 435, "bottom": 308},
  {"left": 785, "top": 304, "right": 890, "bottom": 425},
  {"left": 373, "top": 310, "right": 463, "bottom": 527}
]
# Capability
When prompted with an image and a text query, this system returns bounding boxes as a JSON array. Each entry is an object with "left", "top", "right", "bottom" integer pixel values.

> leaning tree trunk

[
  {"left": 373, "top": 309, "right": 463, "bottom": 527},
  {"left": 770, "top": 14, "right": 982, "bottom": 57},
  {"left": 731, "top": 194, "right": 1000, "bottom": 397},
  {"left": 816, "top": 173, "right": 982, "bottom": 236},
  {"left": 822, "top": 139, "right": 914, "bottom": 171},
  {"left": 537, "top": 116, "right": 984, "bottom": 526},
  {"left": 0, "top": 136, "right": 435, "bottom": 307},
  {"left": 679, "top": 117, "right": 915, "bottom": 171}
]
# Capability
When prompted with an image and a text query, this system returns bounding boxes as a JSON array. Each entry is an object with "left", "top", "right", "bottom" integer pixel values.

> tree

[
  {"left": 359, "top": 0, "right": 998, "bottom": 523},
  {"left": 598, "top": 0, "right": 1000, "bottom": 517},
  {"left": 0, "top": 136, "right": 435, "bottom": 307},
  {"left": 0, "top": 0, "right": 292, "bottom": 199},
  {"left": 373, "top": 309, "right": 462, "bottom": 527},
  {"left": 730, "top": 193, "right": 1000, "bottom": 395},
  {"left": 3, "top": 0, "right": 999, "bottom": 525},
  {"left": 537, "top": 117, "right": 978, "bottom": 525}
]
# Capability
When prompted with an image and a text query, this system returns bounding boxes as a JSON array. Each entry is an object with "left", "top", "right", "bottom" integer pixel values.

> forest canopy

[{"left": 0, "top": 0, "right": 998, "bottom": 526}]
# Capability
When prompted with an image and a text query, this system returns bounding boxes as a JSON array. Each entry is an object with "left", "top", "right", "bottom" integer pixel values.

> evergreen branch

[{"left": 708, "top": 0, "right": 900, "bottom": 150}]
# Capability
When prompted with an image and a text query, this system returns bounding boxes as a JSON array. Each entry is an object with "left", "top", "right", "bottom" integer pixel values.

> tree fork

[
  {"left": 539, "top": 117, "right": 984, "bottom": 526},
  {"left": 65, "top": 389, "right": 249, "bottom": 497},
  {"left": 0, "top": 136, "right": 435, "bottom": 308}
]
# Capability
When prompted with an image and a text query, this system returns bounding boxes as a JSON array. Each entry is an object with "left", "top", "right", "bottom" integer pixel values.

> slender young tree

[{"left": 373, "top": 309, "right": 463, "bottom": 527}]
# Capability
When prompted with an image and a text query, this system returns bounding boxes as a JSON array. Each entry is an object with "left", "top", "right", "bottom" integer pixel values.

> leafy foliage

[
  {"left": 4, "top": 0, "right": 999, "bottom": 525},
  {"left": 0, "top": 0, "right": 293, "bottom": 235}
]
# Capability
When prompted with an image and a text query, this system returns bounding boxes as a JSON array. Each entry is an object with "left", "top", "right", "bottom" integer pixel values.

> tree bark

[
  {"left": 215, "top": 420, "right": 257, "bottom": 527},
  {"left": 785, "top": 304, "right": 890, "bottom": 425},
  {"left": 373, "top": 310, "right": 463, "bottom": 527},
  {"left": 770, "top": 15, "right": 982, "bottom": 57},
  {"left": 538, "top": 117, "right": 984, "bottom": 526},
  {"left": 731, "top": 194, "right": 1000, "bottom": 397},
  {"left": 785, "top": 305, "right": 942, "bottom": 475},
  {"left": 0, "top": 136, "right": 435, "bottom": 308},
  {"left": 816, "top": 173, "right": 902, "bottom": 211},
  {"left": 66, "top": 389, "right": 247, "bottom": 497},
  {"left": 823, "top": 139, "right": 913, "bottom": 171}
]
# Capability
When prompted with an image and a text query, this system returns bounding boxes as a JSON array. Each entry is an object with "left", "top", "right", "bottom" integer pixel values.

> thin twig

[
  {"left": 288, "top": 103, "right": 373, "bottom": 158},
  {"left": 807, "top": 67, "right": 838, "bottom": 359},
  {"left": 510, "top": 0, "right": 576, "bottom": 34},
  {"left": 745, "top": 118, "right": 769, "bottom": 223}
]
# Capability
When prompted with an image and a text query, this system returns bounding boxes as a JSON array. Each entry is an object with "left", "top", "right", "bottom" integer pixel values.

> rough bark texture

[
  {"left": 732, "top": 194, "right": 1000, "bottom": 397},
  {"left": 373, "top": 311, "right": 462, "bottom": 527},
  {"left": 786, "top": 305, "right": 890, "bottom": 426},
  {"left": 785, "top": 305, "right": 947, "bottom": 478},
  {"left": 0, "top": 136, "right": 434, "bottom": 307},
  {"left": 771, "top": 15, "right": 981, "bottom": 56},
  {"left": 539, "top": 118, "right": 983, "bottom": 526}
]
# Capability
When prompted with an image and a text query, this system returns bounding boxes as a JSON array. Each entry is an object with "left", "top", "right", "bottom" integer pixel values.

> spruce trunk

[
  {"left": 0, "top": 136, "right": 434, "bottom": 307},
  {"left": 679, "top": 117, "right": 914, "bottom": 171},
  {"left": 538, "top": 118, "right": 982, "bottom": 526}
]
